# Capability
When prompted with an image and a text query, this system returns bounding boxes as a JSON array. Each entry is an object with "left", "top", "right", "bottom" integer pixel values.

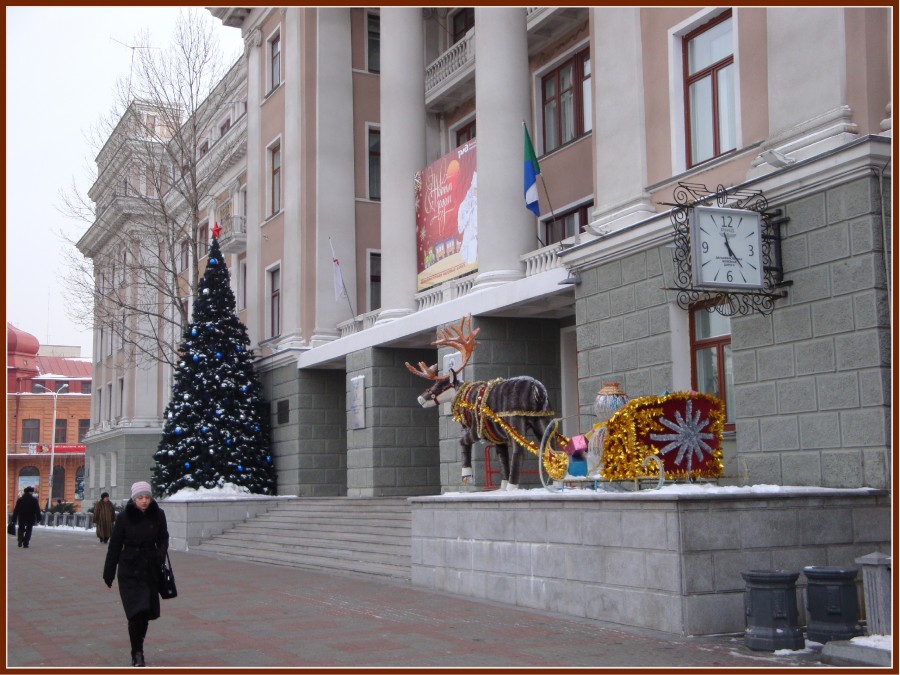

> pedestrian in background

[
  {"left": 11, "top": 485, "right": 42, "bottom": 549},
  {"left": 93, "top": 492, "right": 116, "bottom": 544},
  {"left": 102, "top": 481, "right": 169, "bottom": 668}
]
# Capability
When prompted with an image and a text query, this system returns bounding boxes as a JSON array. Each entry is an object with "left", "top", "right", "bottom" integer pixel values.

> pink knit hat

[{"left": 131, "top": 481, "right": 152, "bottom": 499}]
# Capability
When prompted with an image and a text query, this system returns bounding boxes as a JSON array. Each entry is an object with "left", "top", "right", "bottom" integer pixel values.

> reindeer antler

[
  {"left": 405, "top": 315, "right": 480, "bottom": 381},
  {"left": 405, "top": 360, "right": 447, "bottom": 381},
  {"left": 433, "top": 315, "right": 480, "bottom": 374}
]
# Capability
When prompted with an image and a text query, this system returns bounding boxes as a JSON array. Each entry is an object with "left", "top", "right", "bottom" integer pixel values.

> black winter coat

[
  {"left": 12, "top": 494, "right": 42, "bottom": 527},
  {"left": 103, "top": 499, "right": 169, "bottom": 620}
]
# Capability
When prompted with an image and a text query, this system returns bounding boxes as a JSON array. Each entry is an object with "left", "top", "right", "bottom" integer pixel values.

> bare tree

[{"left": 60, "top": 8, "right": 245, "bottom": 369}]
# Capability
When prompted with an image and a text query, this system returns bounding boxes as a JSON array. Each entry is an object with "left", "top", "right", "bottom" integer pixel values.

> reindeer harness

[{"left": 451, "top": 379, "right": 557, "bottom": 454}]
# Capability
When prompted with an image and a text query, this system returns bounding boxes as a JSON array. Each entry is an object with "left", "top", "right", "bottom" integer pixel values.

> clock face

[{"left": 691, "top": 206, "right": 764, "bottom": 289}]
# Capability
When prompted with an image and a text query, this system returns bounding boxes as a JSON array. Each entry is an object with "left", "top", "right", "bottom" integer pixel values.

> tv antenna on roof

[{"left": 110, "top": 36, "right": 159, "bottom": 94}]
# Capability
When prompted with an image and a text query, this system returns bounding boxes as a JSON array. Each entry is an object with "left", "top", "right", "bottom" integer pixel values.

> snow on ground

[{"left": 851, "top": 634, "right": 893, "bottom": 651}]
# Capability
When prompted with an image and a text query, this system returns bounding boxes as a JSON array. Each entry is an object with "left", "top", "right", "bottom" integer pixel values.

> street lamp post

[{"left": 35, "top": 383, "right": 68, "bottom": 511}]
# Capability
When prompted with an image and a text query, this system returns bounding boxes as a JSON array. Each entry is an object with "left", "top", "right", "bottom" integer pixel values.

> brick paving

[{"left": 7, "top": 528, "right": 830, "bottom": 671}]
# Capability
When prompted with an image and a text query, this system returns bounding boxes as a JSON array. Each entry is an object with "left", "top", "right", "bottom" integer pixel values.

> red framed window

[
  {"left": 270, "top": 32, "right": 281, "bottom": 91},
  {"left": 542, "top": 47, "right": 591, "bottom": 153},
  {"left": 455, "top": 119, "right": 476, "bottom": 148},
  {"left": 270, "top": 143, "right": 281, "bottom": 214},
  {"left": 22, "top": 419, "right": 40, "bottom": 445},
  {"left": 55, "top": 419, "right": 67, "bottom": 445},
  {"left": 690, "top": 301, "right": 734, "bottom": 429},
  {"left": 684, "top": 11, "right": 735, "bottom": 167},
  {"left": 543, "top": 202, "right": 592, "bottom": 246}
]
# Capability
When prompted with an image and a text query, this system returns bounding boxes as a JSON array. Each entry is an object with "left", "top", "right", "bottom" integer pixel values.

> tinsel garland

[
  {"left": 601, "top": 391, "right": 725, "bottom": 481},
  {"left": 450, "top": 380, "right": 568, "bottom": 466}
]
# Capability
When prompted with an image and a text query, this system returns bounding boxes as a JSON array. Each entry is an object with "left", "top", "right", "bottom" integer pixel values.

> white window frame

[
  {"left": 265, "top": 262, "right": 282, "bottom": 340},
  {"left": 667, "top": 8, "right": 742, "bottom": 175},
  {"left": 366, "top": 10, "right": 380, "bottom": 73},
  {"left": 117, "top": 377, "right": 125, "bottom": 418},
  {"left": 266, "top": 137, "right": 283, "bottom": 218},
  {"left": 366, "top": 123, "right": 380, "bottom": 201},
  {"left": 267, "top": 26, "right": 282, "bottom": 94},
  {"left": 366, "top": 249, "right": 381, "bottom": 312},
  {"left": 237, "top": 259, "right": 247, "bottom": 311}
]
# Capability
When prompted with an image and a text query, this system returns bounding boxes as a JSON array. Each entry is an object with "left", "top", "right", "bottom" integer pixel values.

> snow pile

[
  {"left": 162, "top": 482, "right": 295, "bottom": 502},
  {"left": 851, "top": 634, "right": 892, "bottom": 651}
]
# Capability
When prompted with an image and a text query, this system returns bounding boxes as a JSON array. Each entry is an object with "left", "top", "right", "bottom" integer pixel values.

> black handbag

[
  {"left": 7, "top": 521, "right": 15, "bottom": 536},
  {"left": 158, "top": 552, "right": 177, "bottom": 599}
]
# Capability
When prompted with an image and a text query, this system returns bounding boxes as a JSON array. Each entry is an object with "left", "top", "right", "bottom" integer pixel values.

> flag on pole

[
  {"left": 329, "top": 238, "right": 348, "bottom": 302},
  {"left": 523, "top": 124, "right": 541, "bottom": 217}
]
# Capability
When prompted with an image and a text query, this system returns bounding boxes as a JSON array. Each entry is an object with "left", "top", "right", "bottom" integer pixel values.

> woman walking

[
  {"left": 93, "top": 492, "right": 116, "bottom": 543},
  {"left": 103, "top": 481, "right": 169, "bottom": 667}
]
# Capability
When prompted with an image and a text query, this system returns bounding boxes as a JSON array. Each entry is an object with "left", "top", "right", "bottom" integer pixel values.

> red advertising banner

[{"left": 414, "top": 140, "right": 477, "bottom": 291}]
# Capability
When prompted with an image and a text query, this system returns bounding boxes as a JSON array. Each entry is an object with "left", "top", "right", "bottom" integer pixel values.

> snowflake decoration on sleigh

[{"left": 601, "top": 392, "right": 725, "bottom": 481}]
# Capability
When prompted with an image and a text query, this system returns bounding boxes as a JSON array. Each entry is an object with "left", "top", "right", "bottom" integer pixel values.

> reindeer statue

[{"left": 406, "top": 315, "right": 557, "bottom": 491}]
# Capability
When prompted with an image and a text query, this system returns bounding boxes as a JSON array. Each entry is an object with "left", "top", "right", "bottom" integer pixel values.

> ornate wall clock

[{"left": 691, "top": 205, "right": 764, "bottom": 290}]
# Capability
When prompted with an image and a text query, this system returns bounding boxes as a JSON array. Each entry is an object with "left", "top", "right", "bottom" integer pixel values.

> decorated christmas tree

[{"left": 152, "top": 229, "right": 276, "bottom": 496}]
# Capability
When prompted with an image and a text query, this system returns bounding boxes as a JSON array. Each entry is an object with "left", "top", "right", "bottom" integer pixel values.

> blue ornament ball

[
  {"left": 201, "top": 426, "right": 207, "bottom": 433},
  {"left": 237, "top": 465, "right": 244, "bottom": 472},
  {"left": 236, "top": 346, "right": 241, "bottom": 352},
  {"left": 184, "top": 462, "right": 191, "bottom": 469},
  {"left": 209, "top": 258, "right": 217, "bottom": 265},
  {"left": 241, "top": 386, "right": 247, "bottom": 392},
  {"left": 192, "top": 354, "right": 199, "bottom": 362},
  {"left": 254, "top": 425, "right": 260, "bottom": 431},
  {"left": 266, "top": 456, "right": 272, "bottom": 463},
  {"left": 175, "top": 427, "right": 183, "bottom": 435},
  {"left": 191, "top": 328, "right": 197, "bottom": 336},
  {"left": 216, "top": 352, "right": 222, "bottom": 358},
  {"left": 226, "top": 439, "right": 231, "bottom": 446}
]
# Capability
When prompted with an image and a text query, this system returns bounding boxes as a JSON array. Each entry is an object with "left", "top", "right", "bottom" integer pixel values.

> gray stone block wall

[
  {"left": 346, "top": 346, "right": 440, "bottom": 497},
  {"left": 574, "top": 175, "right": 891, "bottom": 490},
  {"left": 84, "top": 429, "right": 162, "bottom": 505},
  {"left": 260, "top": 364, "right": 346, "bottom": 497},
  {"left": 734, "top": 177, "right": 891, "bottom": 488},
  {"left": 410, "top": 489, "right": 890, "bottom": 636}
]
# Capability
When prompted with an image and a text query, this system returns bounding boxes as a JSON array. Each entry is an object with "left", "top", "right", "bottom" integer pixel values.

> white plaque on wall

[
  {"left": 349, "top": 375, "right": 365, "bottom": 429},
  {"left": 441, "top": 351, "right": 461, "bottom": 416}
]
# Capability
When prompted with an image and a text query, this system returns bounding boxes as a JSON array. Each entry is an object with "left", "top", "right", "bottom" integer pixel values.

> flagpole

[{"left": 329, "top": 237, "right": 356, "bottom": 320}]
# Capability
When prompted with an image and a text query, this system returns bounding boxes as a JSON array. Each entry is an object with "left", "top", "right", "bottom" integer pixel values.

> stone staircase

[{"left": 191, "top": 497, "right": 413, "bottom": 582}]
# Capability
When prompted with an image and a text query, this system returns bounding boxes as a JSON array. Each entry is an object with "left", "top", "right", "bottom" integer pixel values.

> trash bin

[
  {"left": 803, "top": 566, "right": 863, "bottom": 643},
  {"left": 741, "top": 569, "right": 805, "bottom": 651}
]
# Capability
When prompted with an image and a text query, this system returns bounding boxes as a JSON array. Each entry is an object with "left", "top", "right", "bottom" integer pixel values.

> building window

[
  {"left": 120, "top": 248, "right": 127, "bottom": 285},
  {"left": 684, "top": 11, "right": 735, "bottom": 167},
  {"left": 118, "top": 377, "right": 125, "bottom": 418},
  {"left": 368, "top": 128, "right": 380, "bottom": 201},
  {"left": 180, "top": 239, "right": 189, "bottom": 272},
  {"left": 451, "top": 8, "right": 474, "bottom": 44},
  {"left": 269, "top": 31, "right": 281, "bottom": 92},
  {"left": 269, "top": 267, "right": 281, "bottom": 338},
  {"left": 107, "top": 383, "right": 113, "bottom": 421},
  {"left": 219, "top": 117, "right": 231, "bottom": 137},
  {"left": 542, "top": 47, "right": 591, "bottom": 153},
  {"left": 106, "top": 322, "right": 113, "bottom": 356},
  {"left": 22, "top": 419, "right": 40, "bottom": 445},
  {"left": 369, "top": 251, "right": 381, "bottom": 312},
  {"left": 276, "top": 399, "right": 290, "bottom": 425},
  {"left": 54, "top": 419, "right": 67, "bottom": 445},
  {"left": 196, "top": 220, "right": 209, "bottom": 258},
  {"left": 270, "top": 143, "right": 282, "bottom": 215},
  {"left": 78, "top": 419, "right": 90, "bottom": 442},
  {"left": 198, "top": 140, "right": 209, "bottom": 158},
  {"left": 52, "top": 466, "right": 64, "bottom": 502},
  {"left": 455, "top": 120, "right": 476, "bottom": 148},
  {"left": 81, "top": 382, "right": 91, "bottom": 395},
  {"left": 96, "top": 388, "right": 103, "bottom": 424},
  {"left": 367, "top": 13, "right": 380, "bottom": 73},
  {"left": 543, "top": 202, "right": 592, "bottom": 246},
  {"left": 690, "top": 302, "right": 734, "bottom": 428},
  {"left": 237, "top": 260, "right": 247, "bottom": 310},
  {"left": 31, "top": 381, "right": 44, "bottom": 394}
]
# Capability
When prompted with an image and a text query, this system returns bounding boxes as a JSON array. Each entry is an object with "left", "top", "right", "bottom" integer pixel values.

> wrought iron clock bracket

[{"left": 662, "top": 182, "right": 791, "bottom": 317}]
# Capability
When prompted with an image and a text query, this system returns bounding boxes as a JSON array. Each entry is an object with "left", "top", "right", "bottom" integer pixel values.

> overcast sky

[{"left": 6, "top": 7, "right": 244, "bottom": 358}]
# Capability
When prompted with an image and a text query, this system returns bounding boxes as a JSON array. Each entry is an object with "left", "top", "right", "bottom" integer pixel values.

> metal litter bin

[
  {"left": 741, "top": 569, "right": 805, "bottom": 651},
  {"left": 803, "top": 566, "right": 862, "bottom": 643}
]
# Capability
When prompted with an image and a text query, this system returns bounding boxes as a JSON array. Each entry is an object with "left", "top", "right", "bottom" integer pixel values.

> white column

[
  {"left": 244, "top": 26, "right": 263, "bottom": 347},
  {"left": 473, "top": 7, "right": 532, "bottom": 289},
  {"left": 377, "top": 7, "right": 425, "bottom": 323},
  {"left": 278, "top": 9, "right": 305, "bottom": 350},
  {"left": 749, "top": 7, "right": 856, "bottom": 175},
  {"left": 588, "top": 7, "right": 656, "bottom": 236},
  {"left": 312, "top": 8, "right": 357, "bottom": 343}
]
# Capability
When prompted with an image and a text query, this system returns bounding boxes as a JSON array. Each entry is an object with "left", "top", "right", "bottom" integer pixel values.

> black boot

[{"left": 131, "top": 651, "right": 145, "bottom": 667}]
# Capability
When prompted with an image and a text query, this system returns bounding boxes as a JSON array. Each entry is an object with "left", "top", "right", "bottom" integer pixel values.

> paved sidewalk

[{"left": 8, "top": 528, "right": 829, "bottom": 671}]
